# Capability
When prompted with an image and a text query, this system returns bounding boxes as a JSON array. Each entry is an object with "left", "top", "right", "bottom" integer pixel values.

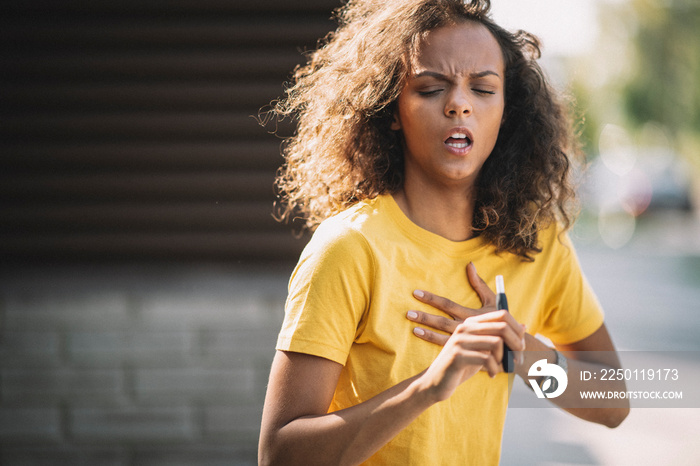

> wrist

[
  {"left": 552, "top": 348, "right": 568, "bottom": 376},
  {"left": 515, "top": 334, "right": 557, "bottom": 376},
  {"left": 533, "top": 348, "right": 567, "bottom": 393}
]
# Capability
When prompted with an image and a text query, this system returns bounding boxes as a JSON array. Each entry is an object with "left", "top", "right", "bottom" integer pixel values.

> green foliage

[{"left": 622, "top": 0, "right": 700, "bottom": 135}]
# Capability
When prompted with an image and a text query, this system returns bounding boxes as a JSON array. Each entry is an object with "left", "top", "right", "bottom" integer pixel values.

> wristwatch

[
  {"left": 538, "top": 349, "right": 568, "bottom": 392},
  {"left": 553, "top": 348, "right": 568, "bottom": 374}
]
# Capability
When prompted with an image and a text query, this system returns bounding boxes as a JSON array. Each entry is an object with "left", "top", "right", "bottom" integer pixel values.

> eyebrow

[{"left": 412, "top": 70, "right": 502, "bottom": 80}]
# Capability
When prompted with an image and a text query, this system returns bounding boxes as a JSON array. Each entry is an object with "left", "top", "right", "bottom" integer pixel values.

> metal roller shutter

[{"left": 0, "top": 0, "right": 337, "bottom": 262}]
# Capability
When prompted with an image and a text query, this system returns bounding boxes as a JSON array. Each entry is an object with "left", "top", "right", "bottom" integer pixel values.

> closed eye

[
  {"left": 473, "top": 89, "right": 496, "bottom": 95},
  {"left": 418, "top": 89, "right": 444, "bottom": 96}
]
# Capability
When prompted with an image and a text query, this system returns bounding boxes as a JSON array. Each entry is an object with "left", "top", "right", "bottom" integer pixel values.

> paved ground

[{"left": 1, "top": 211, "right": 698, "bottom": 465}]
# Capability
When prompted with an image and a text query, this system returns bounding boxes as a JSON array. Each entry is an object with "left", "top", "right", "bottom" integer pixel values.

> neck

[{"left": 393, "top": 180, "right": 476, "bottom": 242}]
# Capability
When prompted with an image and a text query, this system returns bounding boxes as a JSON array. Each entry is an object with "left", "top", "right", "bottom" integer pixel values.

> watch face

[{"left": 539, "top": 375, "right": 559, "bottom": 395}]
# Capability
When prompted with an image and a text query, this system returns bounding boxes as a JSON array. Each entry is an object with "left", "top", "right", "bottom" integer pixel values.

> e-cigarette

[{"left": 495, "top": 275, "right": 514, "bottom": 373}]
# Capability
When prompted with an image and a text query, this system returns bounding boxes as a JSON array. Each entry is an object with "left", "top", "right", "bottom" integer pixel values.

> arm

[
  {"left": 406, "top": 263, "right": 629, "bottom": 428},
  {"left": 258, "top": 351, "right": 432, "bottom": 466},
  {"left": 259, "top": 311, "right": 526, "bottom": 466},
  {"left": 515, "top": 324, "right": 630, "bottom": 427},
  {"left": 516, "top": 324, "right": 629, "bottom": 427}
]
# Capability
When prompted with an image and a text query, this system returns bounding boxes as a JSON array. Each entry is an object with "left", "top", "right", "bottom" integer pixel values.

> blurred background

[{"left": 0, "top": 0, "right": 698, "bottom": 464}]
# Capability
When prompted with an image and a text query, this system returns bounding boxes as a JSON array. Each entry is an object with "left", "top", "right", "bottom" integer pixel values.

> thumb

[{"left": 466, "top": 262, "right": 496, "bottom": 307}]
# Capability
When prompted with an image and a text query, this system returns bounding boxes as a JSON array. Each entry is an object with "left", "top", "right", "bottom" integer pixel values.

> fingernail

[
  {"left": 413, "top": 328, "right": 425, "bottom": 336},
  {"left": 471, "top": 262, "right": 477, "bottom": 273},
  {"left": 413, "top": 290, "right": 424, "bottom": 298},
  {"left": 407, "top": 311, "right": 418, "bottom": 319}
]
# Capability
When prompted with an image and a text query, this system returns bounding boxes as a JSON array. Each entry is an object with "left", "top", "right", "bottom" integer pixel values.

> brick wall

[{"left": 0, "top": 263, "right": 292, "bottom": 465}]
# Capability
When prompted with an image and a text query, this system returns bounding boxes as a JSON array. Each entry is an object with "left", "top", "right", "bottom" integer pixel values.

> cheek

[
  {"left": 484, "top": 105, "right": 505, "bottom": 134},
  {"left": 396, "top": 105, "right": 424, "bottom": 138}
]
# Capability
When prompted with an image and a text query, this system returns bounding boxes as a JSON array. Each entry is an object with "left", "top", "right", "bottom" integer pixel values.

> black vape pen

[{"left": 495, "top": 275, "right": 514, "bottom": 373}]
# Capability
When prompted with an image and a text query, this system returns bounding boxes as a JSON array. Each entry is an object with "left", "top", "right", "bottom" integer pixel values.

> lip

[{"left": 443, "top": 126, "right": 474, "bottom": 156}]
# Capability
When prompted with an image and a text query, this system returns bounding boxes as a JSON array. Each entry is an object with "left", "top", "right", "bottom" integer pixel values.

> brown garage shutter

[{"left": 0, "top": 0, "right": 338, "bottom": 262}]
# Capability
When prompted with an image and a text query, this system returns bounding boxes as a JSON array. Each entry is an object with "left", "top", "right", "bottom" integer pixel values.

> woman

[{"left": 259, "top": 1, "right": 629, "bottom": 464}]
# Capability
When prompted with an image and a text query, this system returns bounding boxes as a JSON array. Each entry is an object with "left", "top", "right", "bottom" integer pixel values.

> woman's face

[{"left": 392, "top": 21, "right": 505, "bottom": 192}]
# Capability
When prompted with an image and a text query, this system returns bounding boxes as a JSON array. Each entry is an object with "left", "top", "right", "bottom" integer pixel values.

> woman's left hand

[{"left": 407, "top": 262, "right": 524, "bottom": 346}]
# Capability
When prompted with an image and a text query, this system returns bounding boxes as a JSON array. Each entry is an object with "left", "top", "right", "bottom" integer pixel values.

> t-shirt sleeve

[
  {"left": 538, "top": 230, "right": 605, "bottom": 345},
  {"left": 276, "top": 221, "right": 374, "bottom": 365}
]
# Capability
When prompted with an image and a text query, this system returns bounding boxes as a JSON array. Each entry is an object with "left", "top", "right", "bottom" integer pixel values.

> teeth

[{"left": 446, "top": 131, "right": 471, "bottom": 149}]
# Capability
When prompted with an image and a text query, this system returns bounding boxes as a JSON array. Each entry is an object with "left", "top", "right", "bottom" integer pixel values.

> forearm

[
  {"left": 516, "top": 333, "right": 630, "bottom": 428},
  {"left": 260, "top": 371, "right": 436, "bottom": 466}
]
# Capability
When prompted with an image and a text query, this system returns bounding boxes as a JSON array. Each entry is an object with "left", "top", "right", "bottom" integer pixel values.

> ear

[{"left": 390, "top": 112, "right": 401, "bottom": 131}]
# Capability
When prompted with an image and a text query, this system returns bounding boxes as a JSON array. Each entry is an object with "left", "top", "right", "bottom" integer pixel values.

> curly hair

[{"left": 270, "top": 0, "right": 581, "bottom": 261}]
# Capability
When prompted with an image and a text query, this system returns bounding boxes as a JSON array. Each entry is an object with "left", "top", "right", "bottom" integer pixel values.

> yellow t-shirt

[{"left": 276, "top": 194, "right": 604, "bottom": 465}]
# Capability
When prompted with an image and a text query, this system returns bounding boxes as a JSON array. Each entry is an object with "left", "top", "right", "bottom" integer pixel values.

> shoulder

[
  {"left": 287, "top": 200, "right": 379, "bottom": 310},
  {"left": 533, "top": 221, "right": 594, "bottom": 296},
  {"left": 308, "top": 201, "right": 375, "bottom": 253},
  {"left": 537, "top": 221, "right": 575, "bottom": 259},
  {"left": 533, "top": 222, "right": 605, "bottom": 344},
  {"left": 530, "top": 221, "right": 583, "bottom": 281},
  {"left": 296, "top": 198, "right": 386, "bottom": 274}
]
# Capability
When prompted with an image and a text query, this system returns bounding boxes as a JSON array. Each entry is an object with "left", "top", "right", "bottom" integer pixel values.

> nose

[{"left": 444, "top": 87, "right": 472, "bottom": 117}]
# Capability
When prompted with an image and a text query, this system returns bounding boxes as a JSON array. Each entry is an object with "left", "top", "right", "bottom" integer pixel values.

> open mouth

[{"left": 445, "top": 132, "right": 472, "bottom": 149}]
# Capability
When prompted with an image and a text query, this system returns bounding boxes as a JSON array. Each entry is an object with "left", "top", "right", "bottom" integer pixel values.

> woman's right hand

[{"left": 417, "top": 309, "right": 526, "bottom": 403}]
